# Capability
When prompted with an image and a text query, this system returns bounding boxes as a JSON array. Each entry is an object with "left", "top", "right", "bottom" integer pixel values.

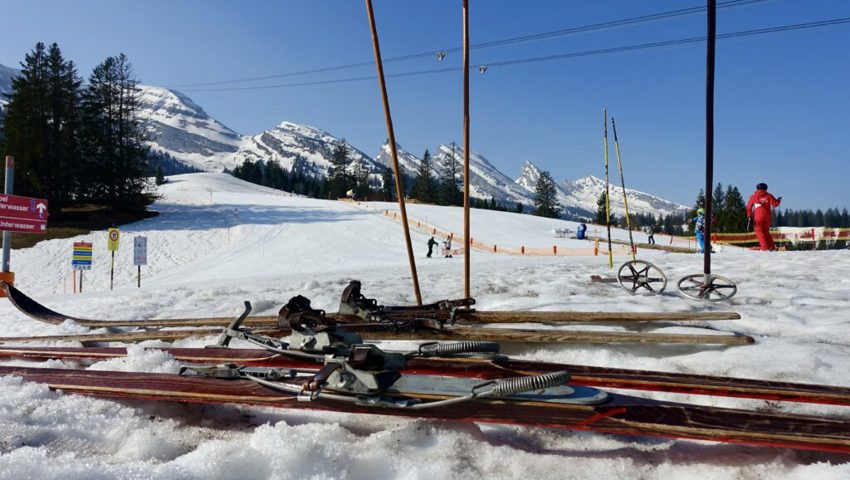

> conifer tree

[
  {"left": 595, "top": 191, "right": 616, "bottom": 225},
  {"left": 533, "top": 170, "right": 560, "bottom": 218},
  {"left": 80, "top": 53, "right": 150, "bottom": 207},
  {"left": 437, "top": 145, "right": 460, "bottom": 206},
  {"left": 723, "top": 185, "right": 747, "bottom": 232},
  {"left": 3, "top": 42, "right": 81, "bottom": 212},
  {"left": 381, "top": 168, "right": 395, "bottom": 201},
  {"left": 411, "top": 149, "right": 436, "bottom": 203},
  {"left": 327, "top": 141, "right": 350, "bottom": 198}
]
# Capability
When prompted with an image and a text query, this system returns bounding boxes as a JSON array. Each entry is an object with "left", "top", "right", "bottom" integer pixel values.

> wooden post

[
  {"left": 462, "top": 0, "right": 472, "bottom": 299},
  {"left": 365, "top": 0, "right": 422, "bottom": 304}
]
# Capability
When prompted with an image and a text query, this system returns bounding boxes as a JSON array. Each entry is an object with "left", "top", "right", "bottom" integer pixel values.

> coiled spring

[
  {"left": 487, "top": 371, "right": 571, "bottom": 397},
  {"left": 418, "top": 341, "right": 500, "bottom": 357}
]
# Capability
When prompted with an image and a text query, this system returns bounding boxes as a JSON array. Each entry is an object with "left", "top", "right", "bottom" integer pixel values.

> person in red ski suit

[{"left": 746, "top": 183, "right": 782, "bottom": 251}]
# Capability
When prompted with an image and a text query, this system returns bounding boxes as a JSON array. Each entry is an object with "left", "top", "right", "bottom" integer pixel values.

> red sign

[{"left": 0, "top": 194, "right": 48, "bottom": 234}]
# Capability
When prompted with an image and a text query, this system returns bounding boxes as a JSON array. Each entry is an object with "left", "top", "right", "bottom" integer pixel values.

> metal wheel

[
  {"left": 677, "top": 274, "right": 738, "bottom": 302},
  {"left": 617, "top": 260, "right": 668, "bottom": 295}
]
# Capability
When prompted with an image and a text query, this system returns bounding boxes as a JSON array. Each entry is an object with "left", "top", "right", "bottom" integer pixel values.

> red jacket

[{"left": 746, "top": 190, "right": 781, "bottom": 222}]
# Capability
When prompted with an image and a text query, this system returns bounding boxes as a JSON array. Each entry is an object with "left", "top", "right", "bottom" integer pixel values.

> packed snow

[{"left": 0, "top": 172, "right": 848, "bottom": 479}]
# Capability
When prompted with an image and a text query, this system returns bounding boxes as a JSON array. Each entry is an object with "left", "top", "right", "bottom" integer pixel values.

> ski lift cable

[
  {"left": 179, "top": 17, "right": 850, "bottom": 92},
  {"left": 168, "top": 0, "right": 773, "bottom": 88}
]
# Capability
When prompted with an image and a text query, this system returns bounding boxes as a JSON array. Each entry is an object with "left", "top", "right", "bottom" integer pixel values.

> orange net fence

[
  {"left": 706, "top": 227, "right": 850, "bottom": 245},
  {"left": 379, "top": 210, "right": 633, "bottom": 257}
]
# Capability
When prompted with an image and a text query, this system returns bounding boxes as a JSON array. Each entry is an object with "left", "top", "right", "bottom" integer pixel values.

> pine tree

[
  {"left": 352, "top": 160, "right": 371, "bottom": 200},
  {"left": 533, "top": 170, "right": 560, "bottom": 218},
  {"left": 711, "top": 183, "right": 725, "bottom": 231},
  {"left": 411, "top": 149, "right": 436, "bottom": 203},
  {"left": 595, "top": 191, "right": 616, "bottom": 225},
  {"left": 3, "top": 42, "right": 81, "bottom": 212},
  {"left": 155, "top": 165, "right": 165, "bottom": 185},
  {"left": 722, "top": 185, "right": 747, "bottom": 232},
  {"left": 80, "top": 53, "right": 150, "bottom": 207},
  {"left": 379, "top": 168, "right": 394, "bottom": 201},
  {"left": 437, "top": 145, "right": 461, "bottom": 206},
  {"left": 327, "top": 141, "right": 350, "bottom": 198}
]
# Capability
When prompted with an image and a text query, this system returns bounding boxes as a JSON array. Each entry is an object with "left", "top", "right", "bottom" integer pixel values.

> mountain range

[{"left": 0, "top": 62, "right": 687, "bottom": 220}]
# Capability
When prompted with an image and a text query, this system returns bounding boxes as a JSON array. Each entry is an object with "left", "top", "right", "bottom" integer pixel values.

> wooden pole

[
  {"left": 364, "top": 0, "right": 422, "bottom": 305},
  {"left": 463, "top": 0, "right": 471, "bottom": 299}
]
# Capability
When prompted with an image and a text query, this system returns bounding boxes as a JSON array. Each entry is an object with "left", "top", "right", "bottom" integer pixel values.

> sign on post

[
  {"left": 0, "top": 194, "right": 48, "bottom": 234},
  {"left": 107, "top": 228, "right": 119, "bottom": 290},
  {"left": 72, "top": 241, "right": 92, "bottom": 293},
  {"left": 72, "top": 242, "right": 93, "bottom": 270},
  {"left": 133, "top": 237, "right": 147, "bottom": 265},
  {"left": 133, "top": 236, "right": 147, "bottom": 288},
  {"left": 107, "top": 228, "right": 120, "bottom": 251}
]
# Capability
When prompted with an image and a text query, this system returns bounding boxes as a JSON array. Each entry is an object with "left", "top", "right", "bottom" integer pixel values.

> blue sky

[{"left": 1, "top": 0, "right": 848, "bottom": 209}]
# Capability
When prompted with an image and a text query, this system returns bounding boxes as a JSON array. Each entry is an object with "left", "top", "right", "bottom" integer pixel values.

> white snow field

[{"left": 0, "top": 172, "right": 848, "bottom": 479}]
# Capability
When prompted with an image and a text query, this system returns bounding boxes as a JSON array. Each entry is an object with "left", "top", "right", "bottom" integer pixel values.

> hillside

[{"left": 0, "top": 172, "right": 848, "bottom": 478}]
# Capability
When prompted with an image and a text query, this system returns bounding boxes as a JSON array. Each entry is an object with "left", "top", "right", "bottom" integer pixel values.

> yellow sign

[{"left": 107, "top": 228, "right": 120, "bottom": 251}]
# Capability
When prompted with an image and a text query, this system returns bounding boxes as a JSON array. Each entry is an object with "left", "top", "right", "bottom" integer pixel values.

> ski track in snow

[{"left": 0, "top": 172, "right": 848, "bottom": 479}]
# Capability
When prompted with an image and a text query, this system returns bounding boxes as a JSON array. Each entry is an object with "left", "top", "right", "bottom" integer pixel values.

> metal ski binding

[{"left": 338, "top": 280, "right": 475, "bottom": 323}]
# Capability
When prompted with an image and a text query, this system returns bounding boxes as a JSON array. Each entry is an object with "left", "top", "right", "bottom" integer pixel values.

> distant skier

[
  {"left": 426, "top": 236, "right": 438, "bottom": 258},
  {"left": 443, "top": 234, "right": 453, "bottom": 258},
  {"left": 692, "top": 208, "right": 707, "bottom": 253},
  {"left": 576, "top": 223, "right": 587, "bottom": 240},
  {"left": 645, "top": 225, "right": 656, "bottom": 245},
  {"left": 746, "top": 182, "right": 782, "bottom": 251}
]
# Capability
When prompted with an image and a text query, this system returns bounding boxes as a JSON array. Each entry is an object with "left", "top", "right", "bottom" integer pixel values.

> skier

[
  {"left": 692, "top": 208, "right": 707, "bottom": 254},
  {"left": 646, "top": 225, "right": 656, "bottom": 245},
  {"left": 576, "top": 223, "right": 587, "bottom": 240},
  {"left": 746, "top": 183, "right": 782, "bottom": 251},
  {"left": 426, "top": 236, "right": 438, "bottom": 258},
  {"left": 443, "top": 235, "right": 453, "bottom": 258}
]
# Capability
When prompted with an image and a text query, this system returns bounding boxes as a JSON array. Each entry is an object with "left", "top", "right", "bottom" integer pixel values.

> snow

[{"left": 0, "top": 172, "right": 848, "bottom": 478}]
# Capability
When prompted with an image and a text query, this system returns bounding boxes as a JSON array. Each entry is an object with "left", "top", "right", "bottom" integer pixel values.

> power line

[
  {"left": 169, "top": 0, "right": 772, "bottom": 88},
  {"left": 179, "top": 17, "right": 850, "bottom": 93}
]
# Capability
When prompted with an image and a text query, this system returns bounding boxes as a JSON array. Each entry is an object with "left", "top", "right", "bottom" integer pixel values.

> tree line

[
  {"left": 232, "top": 143, "right": 525, "bottom": 214},
  {"left": 0, "top": 43, "right": 152, "bottom": 214}
]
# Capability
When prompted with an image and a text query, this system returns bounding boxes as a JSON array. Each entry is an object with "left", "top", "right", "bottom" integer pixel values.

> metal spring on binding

[
  {"left": 489, "top": 371, "right": 571, "bottom": 397},
  {"left": 420, "top": 341, "right": 499, "bottom": 356}
]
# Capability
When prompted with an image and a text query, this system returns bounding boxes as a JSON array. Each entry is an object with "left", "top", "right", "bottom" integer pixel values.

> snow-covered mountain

[
  {"left": 376, "top": 142, "right": 536, "bottom": 206},
  {"left": 137, "top": 85, "right": 243, "bottom": 171},
  {"left": 233, "top": 121, "right": 383, "bottom": 177},
  {"left": 0, "top": 60, "right": 687, "bottom": 219},
  {"left": 562, "top": 175, "right": 689, "bottom": 219},
  {"left": 514, "top": 160, "right": 688, "bottom": 219}
]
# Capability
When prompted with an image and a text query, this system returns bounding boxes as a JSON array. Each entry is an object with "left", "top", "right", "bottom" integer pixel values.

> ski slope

[{"left": 0, "top": 173, "right": 848, "bottom": 479}]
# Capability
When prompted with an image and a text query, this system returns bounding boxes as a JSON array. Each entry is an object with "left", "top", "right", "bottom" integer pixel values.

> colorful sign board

[
  {"left": 72, "top": 242, "right": 93, "bottom": 270},
  {"left": 133, "top": 236, "right": 147, "bottom": 266},
  {"left": 107, "top": 228, "right": 120, "bottom": 251},
  {"left": 0, "top": 194, "right": 48, "bottom": 234}
]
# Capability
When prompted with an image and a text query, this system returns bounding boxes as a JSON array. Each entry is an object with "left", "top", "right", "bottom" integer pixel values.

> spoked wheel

[
  {"left": 617, "top": 260, "right": 668, "bottom": 295},
  {"left": 677, "top": 274, "right": 738, "bottom": 302}
]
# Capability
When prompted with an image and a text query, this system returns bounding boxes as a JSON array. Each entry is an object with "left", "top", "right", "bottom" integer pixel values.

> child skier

[{"left": 693, "top": 208, "right": 706, "bottom": 253}]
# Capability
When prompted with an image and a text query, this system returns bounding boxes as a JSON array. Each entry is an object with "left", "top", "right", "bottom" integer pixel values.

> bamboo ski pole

[
  {"left": 462, "top": 0, "right": 472, "bottom": 299},
  {"left": 603, "top": 109, "right": 613, "bottom": 269},
  {"left": 365, "top": 0, "right": 422, "bottom": 305},
  {"left": 611, "top": 117, "right": 636, "bottom": 261}
]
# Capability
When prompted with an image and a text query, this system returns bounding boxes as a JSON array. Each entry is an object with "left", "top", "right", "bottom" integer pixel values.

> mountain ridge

[{"left": 0, "top": 62, "right": 687, "bottom": 219}]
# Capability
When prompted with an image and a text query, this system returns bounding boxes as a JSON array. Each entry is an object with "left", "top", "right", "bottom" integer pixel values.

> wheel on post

[
  {"left": 677, "top": 274, "right": 738, "bottom": 302},
  {"left": 617, "top": 260, "right": 667, "bottom": 295}
]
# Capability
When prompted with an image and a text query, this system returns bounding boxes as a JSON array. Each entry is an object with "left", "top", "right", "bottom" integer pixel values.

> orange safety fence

[
  {"left": 380, "top": 210, "right": 633, "bottom": 257},
  {"left": 708, "top": 227, "right": 850, "bottom": 245}
]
